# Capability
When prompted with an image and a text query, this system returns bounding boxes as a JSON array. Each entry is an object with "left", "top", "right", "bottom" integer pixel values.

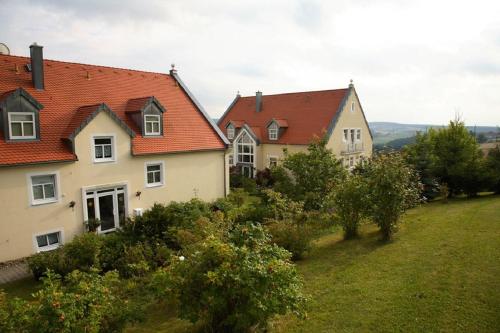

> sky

[{"left": 1, "top": 0, "right": 499, "bottom": 126}]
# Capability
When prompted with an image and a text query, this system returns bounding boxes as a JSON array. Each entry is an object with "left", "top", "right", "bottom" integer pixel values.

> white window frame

[
  {"left": 227, "top": 125, "right": 235, "bottom": 140},
  {"left": 144, "top": 161, "right": 165, "bottom": 188},
  {"left": 92, "top": 134, "right": 116, "bottom": 163},
  {"left": 343, "top": 129, "right": 349, "bottom": 142},
  {"left": 236, "top": 131, "right": 255, "bottom": 164},
  {"left": 350, "top": 101, "right": 355, "bottom": 112},
  {"left": 228, "top": 154, "right": 234, "bottom": 166},
  {"left": 268, "top": 155, "right": 278, "bottom": 168},
  {"left": 268, "top": 122, "right": 278, "bottom": 140},
  {"left": 8, "top": 112, "right": 36, "bottom": 140},
  {"left": 356, "top": 128, "right": 361, "bottom": 142},
  {"left": 33, "top": 229, "right": 64, "bottom": 252},
  {"left": 82, "top": 183, "right": 128, "bottom": 234},
  {"left": 27, "top": 171, "right": 60, "bottom": 206},
  {"left": 144, "top": 114, "right": 161, "bottom": 136}
]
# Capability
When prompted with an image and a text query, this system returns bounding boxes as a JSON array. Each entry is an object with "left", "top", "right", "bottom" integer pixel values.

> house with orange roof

[
  {"left": 0, "top": 44, "right": 229, "bottom": 262},
  {"left": 217, "top": 83, "right": 372, "bottom": 177}
]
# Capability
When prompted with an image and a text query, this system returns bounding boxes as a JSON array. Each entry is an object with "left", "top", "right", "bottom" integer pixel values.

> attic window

[
  {"left": 268, "top": 122, "right": 278, "bottom": 140},
  {"left": 8, "top": 113, "right": 36, "bottom": 139},
  {"left": 350, "top": 101, "right": 355, "bottom": 112},
  {"left": 227, "top": 124, "right": 235, "bottom": 139},
  {"left": 144, "top": 115, "right": 161, "bottom": 136}
]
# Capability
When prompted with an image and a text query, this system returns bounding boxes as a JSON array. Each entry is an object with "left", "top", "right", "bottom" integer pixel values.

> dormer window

[
  {"left": 268, "top": 122, "right": 278, "bottom": 140},
  {"left": 144, "top": 115, "right": 161, "bottom": 136},
  {"left": 227, "top": 124, "right": 235, "bottom": 139},
  {"left": 8, "top": 113, "right": 36, "bottom": 139},
  {"left": 0, "top": 88, "right": 43, "bottom": 141},
  {"left": 125, "top": 96, "right": 165, "bottom": 137}
]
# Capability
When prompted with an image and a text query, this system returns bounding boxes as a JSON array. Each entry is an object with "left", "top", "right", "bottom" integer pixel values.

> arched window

[{"left": 236, "top": 131, "right": 254, "bottom": 164}]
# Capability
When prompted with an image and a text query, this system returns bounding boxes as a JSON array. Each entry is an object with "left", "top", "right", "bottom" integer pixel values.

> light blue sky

[{"left": 1, "top": 0, "right": 499, "bottom": 126}]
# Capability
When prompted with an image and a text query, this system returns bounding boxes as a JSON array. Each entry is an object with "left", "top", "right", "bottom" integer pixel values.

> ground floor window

[
  {"left": 268, "top": 156, "right": 278, "bottom": 168},
  {"left": 35, "top": 231, "right": 61, "bottom": 252}
]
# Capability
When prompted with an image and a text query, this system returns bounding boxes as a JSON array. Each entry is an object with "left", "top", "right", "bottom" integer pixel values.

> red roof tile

[
  {"left": 0, "top": 54, "right": 226, "bottom": 166},
  {"left": 218, "top": 89, "right": 349, "bottom": 145}
]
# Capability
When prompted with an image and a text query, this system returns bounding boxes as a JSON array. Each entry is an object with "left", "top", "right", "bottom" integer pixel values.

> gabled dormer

[
  {"left": 225, "top": 120, "right": 245, "bottom": 141},
  {"left": 266, "top": 118, "right": 288, "bottom": 141},
  {"left": 0, "top": 88, "right": 44, "bottom": 141},
  {"left": 125, "top": 96, "right": 166, "bottom": 137}
]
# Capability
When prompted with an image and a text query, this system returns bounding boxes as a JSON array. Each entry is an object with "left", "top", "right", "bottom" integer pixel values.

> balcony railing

[{"left": 341, "top": 142, "right": 364, "bottom": 154}]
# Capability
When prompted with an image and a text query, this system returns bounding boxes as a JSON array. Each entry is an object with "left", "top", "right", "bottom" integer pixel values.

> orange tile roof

[
  {"left": 218, "top": 89, "right": 349, "bottom": 145},
  {"left": 0, "top": 54, "right": 226, "bottom": 166}
]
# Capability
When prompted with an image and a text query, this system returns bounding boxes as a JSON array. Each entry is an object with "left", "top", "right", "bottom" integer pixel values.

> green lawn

[{"left": 2, "top": 196, "right": 500, "bottom": 332}]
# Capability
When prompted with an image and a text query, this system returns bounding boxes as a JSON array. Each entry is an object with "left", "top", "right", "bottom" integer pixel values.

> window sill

[
  {"left": 146, "top": 183, "right": 164, "bottom": 188},
  {"left": 37, "top": 244, "right": 60, "bottom": 252},
  {"left": 93, "top": 158, "right": 116, "bottom": 164},
  {"left": 31, "top": 198, "right": 58, "bottom": 206}
]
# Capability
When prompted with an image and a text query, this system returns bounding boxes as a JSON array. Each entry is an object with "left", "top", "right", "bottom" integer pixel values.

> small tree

[
  {"left": 364, "top": 153, "right": 421, "bottom": 241},
  {"left": 484, "top": 145, "right": 500, "bottom": 194},
  {"left": 330, "top": 173, "right": 367, "bottom": 239},
  {"left": 272, "top": 136, "right": 346, "bottom": 210},
  {"left": 156, "top": 224, "right": 305, "bottom": 332}
]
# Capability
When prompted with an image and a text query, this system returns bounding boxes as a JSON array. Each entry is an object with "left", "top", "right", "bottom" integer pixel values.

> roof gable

[{"left": 64, "top": 103, "right": 136, "bottom": 140}]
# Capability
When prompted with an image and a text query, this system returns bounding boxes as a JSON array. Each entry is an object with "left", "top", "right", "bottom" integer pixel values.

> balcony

[{"left": 341, "top": 142, "right": 364, "bottom": 154}]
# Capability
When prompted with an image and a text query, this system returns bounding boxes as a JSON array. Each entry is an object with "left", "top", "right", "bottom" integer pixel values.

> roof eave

[{"left": 170, "top": 71, "right": 230, "bottom": 146}]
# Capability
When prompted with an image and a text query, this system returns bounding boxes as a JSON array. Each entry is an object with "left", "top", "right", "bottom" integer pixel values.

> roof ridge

[
  {"left": 239, "top": 88, "right": 348, "bottom": 98},
  {"left": 0, "top": 54, "right": 171, "bottom": 76}
]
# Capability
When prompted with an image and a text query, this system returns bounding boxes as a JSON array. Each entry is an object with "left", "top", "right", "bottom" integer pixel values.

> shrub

[
  {"left": 63, "top": 232, "right": 102, "bottom": 272},
  {"left": 364, "top": 153, "right": 421, "bottom": 241},
  {"left": 28, "top": 248, "right": 66, "bottom": 280},
  {"left": 84, "top": 218, "right": 101, "bottom": 232},
  {"left": 122, "top": 199, "right": 212, "bottom": 248},
  {"left": 330, "top": 173, "right": 368, "bottom": 239},
  {"left": 156, "top": 224, "right": 305, "bottom": 332},
  {"left": 28, "top": 233, "right": 103, "bottom": 279},
  {"left": 271, "top": 136, "right": 346, "bottom": 210},
  {"left": 0, "top": 269, "right": 142, "bottom": 333},
  {"left": 266, "top": 219, "right": 317, "bottom": 260}
]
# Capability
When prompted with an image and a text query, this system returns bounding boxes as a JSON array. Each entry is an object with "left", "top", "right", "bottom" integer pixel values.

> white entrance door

[{"left": 85, "top": 187, "right": 126, "bottom": 233}]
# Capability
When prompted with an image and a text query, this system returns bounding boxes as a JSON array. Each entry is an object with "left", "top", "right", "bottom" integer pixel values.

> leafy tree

[
  {"left": 404, "top": 131, "right": 440, "bottom": 200},
  {"left": 431, "top": 119, "right": 483, "bottom": 196},
  {"left": 476, "top": 133, "right": 487, "bottom": 143},
  {"left": 484, "top": 145, "right": 500, "bottom": 193},
  {"left": 330, "top": 173, "right": 368, "bottom": 239},
  {"left": 154, "top": 224, "right": 305, "bottom": 332},
  {"left": 364, "top": 153, "right": 421, "bottom": 241},
  {"left": 272, "top": 136, "right": 346, "bottom": 210}
]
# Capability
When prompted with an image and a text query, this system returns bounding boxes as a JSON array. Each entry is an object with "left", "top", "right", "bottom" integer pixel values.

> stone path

[{"left": 0, "top": 261, "right": 31, "bottom": 284}]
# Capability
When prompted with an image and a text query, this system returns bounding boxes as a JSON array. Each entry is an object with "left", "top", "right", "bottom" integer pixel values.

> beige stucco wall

[
  {"left": 0, "top": 111, "right": 227, "bottom": 262},
  {"left": 257, "top": 144, "right": 308, "bottom": 169},
  {"left": 327, "top": 89, "right": 373, "bottom": 163}
]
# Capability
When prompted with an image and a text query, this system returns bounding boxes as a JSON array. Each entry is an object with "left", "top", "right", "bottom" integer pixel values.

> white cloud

[{"left": 1, "top": 0, "right": 499, "bottom": 125}]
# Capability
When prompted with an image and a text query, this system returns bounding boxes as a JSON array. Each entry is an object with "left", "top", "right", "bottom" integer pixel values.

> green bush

[
  {"left": 28, "top": 233, "right": 102, "bottom": 279},
  {"left": 364, "top": 153, "right": 421, "bottom": 241},
  {"left": 122, "top": 200, "right": 212, "bottom": 248},
  {"left": 266, "top": 219, "right": 317, "bottom": 260},
  {"left": 63, "top": 232, "right": 103, "bottom": 272},
  {"left": 155, "top": 223, "right": 305, "bottom": 332},
  {"left": 330, "top": 173, "right": 368, "bottom": 239},
  {"left": 0, "top": 270, "right": 142, "bottom": 333}
]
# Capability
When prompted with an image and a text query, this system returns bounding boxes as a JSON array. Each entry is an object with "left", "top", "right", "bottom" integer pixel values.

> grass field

[{"left": 2, "top": 196, "right": 500, "bottom": 332}]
